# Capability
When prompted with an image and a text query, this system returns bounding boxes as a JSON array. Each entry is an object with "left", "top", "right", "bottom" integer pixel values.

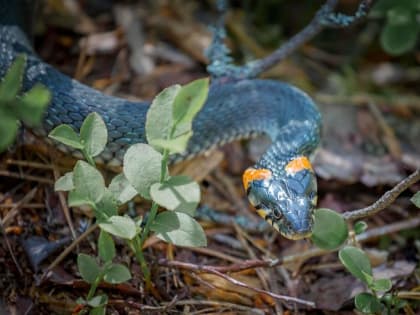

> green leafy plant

[
  {"left": 0, "top": 54, "right": 51, "bottom": 152},
  {"left": 50, "top": 78, "right": 209, "bottom": 312},
  {"left": 76, "top": 230, "right": 131, "bottom": 315},
  {"left": 370, "top": 0, "right": 419, "bottom": 55},
  {"left": 310, "top": 194, "right": 419, "bottom": 315}
]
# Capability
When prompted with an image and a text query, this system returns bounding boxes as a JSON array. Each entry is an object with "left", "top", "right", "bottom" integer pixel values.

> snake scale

[{"left": 0, "top": 0, "right": 322, "bottom": 239}]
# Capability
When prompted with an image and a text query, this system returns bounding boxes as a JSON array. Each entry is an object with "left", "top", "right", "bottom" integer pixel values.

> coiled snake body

[{"left": 0, "top": 1, "right": 322, "bottom": 239}]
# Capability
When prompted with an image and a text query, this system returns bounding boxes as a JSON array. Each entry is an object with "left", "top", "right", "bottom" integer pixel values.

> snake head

[{"left": 243, "top": 157, "right": 317, "bottom": 240}]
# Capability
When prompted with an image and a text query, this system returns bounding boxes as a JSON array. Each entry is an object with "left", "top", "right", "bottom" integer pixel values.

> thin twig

[
  {"left": 342, "top": 169, "right": 420, "bottom": 220},
  {"left": 53, "top": 165, "right": 77, "bottom": 240},
  {"left": 158, "top": 259, "right": 315, "bottom": 307},
  {"left": 0, "top": 170, "right": 54, "bottom": 184},
  {"left": 1, "top": 187, "right": 38, "bottom": 227},
  {"left": 159, "top": 216, "right": 420, "bottom": 275},
  {"left": 246, "top": 0, "right": 373, "bottom": 77},
  {"left": 40, "top": 223, "right": 98, "bottom": 282},
  {"left": 367, "top": 102, "right": 401, "bottom": 159}
]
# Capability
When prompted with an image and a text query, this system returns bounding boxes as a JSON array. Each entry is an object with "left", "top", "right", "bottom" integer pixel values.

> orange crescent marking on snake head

[
  {"left": 242, "top": 168, "right": 272, "bottom": 190},
  {"left": 285, "top": 156, "right": 313, "bottom": 174}
]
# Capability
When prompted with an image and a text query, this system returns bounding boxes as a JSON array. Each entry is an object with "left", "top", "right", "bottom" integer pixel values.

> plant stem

[
  {"left": 86, "top": 276, "right": 101, "bottom": 301},
  {"left": 131, "top": 236, "right": 151, "bottom": 290},
  {"left": 78, "top": 276, "right": 102, "bottom": 314},
  {"left": 131, "top": 148, "right": 170, "bottom": 290},
  {"left": 160, "top": 149, "right": 169, "bottom": 182},
  {"left": 139, "top": 202, "right": 159, "bottom": 246},
  {"left": 82, "top": 149, "right": 96, "bottom": 166}
]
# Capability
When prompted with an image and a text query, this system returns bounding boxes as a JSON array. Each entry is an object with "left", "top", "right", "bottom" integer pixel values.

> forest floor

[{"left": 0, "top": 1, "right": 419, "bottom": 314}]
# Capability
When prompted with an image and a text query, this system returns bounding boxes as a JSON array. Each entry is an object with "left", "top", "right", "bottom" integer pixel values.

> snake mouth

[{"left": 281, "top": 230, "right": 313, "bottom": 240}]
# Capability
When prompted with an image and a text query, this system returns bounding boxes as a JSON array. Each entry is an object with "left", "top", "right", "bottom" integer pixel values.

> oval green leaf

[
  {"left": 87, "top": 295, "right": 108, "bottom": 308},
  {"left": 98, "top": 230, "right": 116, "bottom": 263},
  {"left": 80, "top": 112, "right": 108, "bottom": 157},
  {"left": 172, "top": 78, "right": 209, "bottom": 137},
  {"left": 48, "top": 124, "right": 83, "bottom": 149},
  {"left": 145, "top": 85, "right": 181, "bottom": 151},
  {"left": 149, "top": 131, "right": 192, "bottom": 154},
  {"left": 77, "top": 254, "right": 101, "bottom": 284},
  {"left": 73, "top": 161, "right": 105, "bottom": 204},
  {"left": 339, "top": 246, "right": 372, "bottom": 283},
  {"left": 380, "top": 17, "right": 419, "bottom": 55},
  {"left": 16, "top": 84, "right": 51, "bottom": 126},
  {"left": 99, "top": 215, "right": 137, "bottom": 240},
  {"left": 54, "top": 172, "right": 74, "bottom": 192},
  {"left": 355, "top": 292, "right": 382, "bottom": 314},
  {"left": 311, "top": 208, "right": 348, "bottom": 250},
  {"left": 371, "top": 278, "right": 392, "bottom": 292},
  {"left": 94, "top": 188, "right": 118, "bottom": 221},
  {"left": 103, "top": 263, "right": 132, "bottom": 284},
  {"left": 123, "top": 143, "right": 164, "bottom": 199},
  {"left": 354, "top": 221, "right": 368, "bottom": 235},
  {"left": 0, "top": 54, "right": 25, "bottom": 102},
  {"left": 108, "top": 173, "right": 138, "bottom": 204},
  {"left": 151, "top": 211, "right": 207, "bottom": 247},
  {"left": 150, "top": 175, "right": 200, "bottom": 215}
]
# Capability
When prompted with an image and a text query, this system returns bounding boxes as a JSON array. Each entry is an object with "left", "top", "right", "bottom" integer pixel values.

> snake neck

[{"left": 256, "top": 119, "right": 321, "bottom": 179}]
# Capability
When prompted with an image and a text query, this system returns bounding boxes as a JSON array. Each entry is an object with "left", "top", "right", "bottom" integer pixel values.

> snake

[{"left": 0, "top": 1, "right": 322, "bottom": 240}]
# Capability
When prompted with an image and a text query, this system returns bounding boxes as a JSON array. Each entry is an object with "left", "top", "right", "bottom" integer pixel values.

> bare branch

[
  {"left": 343, "top": 169, "right": 420, "bottom": 220},
  {"left": 245, "top": 0, "right": 373, "bottom": 78},
  {"left": 158, "top": 258, "right": 315, "bottom": 307}
]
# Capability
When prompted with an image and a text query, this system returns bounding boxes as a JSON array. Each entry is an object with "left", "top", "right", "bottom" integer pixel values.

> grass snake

[{"left": 0, "top": 0, "right": 322, "bottom": 239}]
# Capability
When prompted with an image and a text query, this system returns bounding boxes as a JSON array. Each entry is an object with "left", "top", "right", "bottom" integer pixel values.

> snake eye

[{"left": 272, "top": 208, "right": 283, "bottom": 220}]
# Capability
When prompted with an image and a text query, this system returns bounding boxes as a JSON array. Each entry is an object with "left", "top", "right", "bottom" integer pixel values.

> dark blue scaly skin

[{"left": 0, "top": 1, "right": 322, "bottom": 239}]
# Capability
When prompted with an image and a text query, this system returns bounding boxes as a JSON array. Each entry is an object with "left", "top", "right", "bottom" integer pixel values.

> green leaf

[
  {"left": 77, "top": 254, "right": 101, "bottom": 284},
  {"left": 145, "top": 85, "right": 181, "bottom": 151},
  {"left": 123, "top": 143, "right": 164, "bottom": 199},
  {"left": 361, "top": 270, "right": 375, "bottom": 286},
  {"left": 94, "top": 189, "right": 118, "bottom": 220},
  {"left": 73, "top": 161, "right": 105, "bottom": 204},
  {"left": 99, "top": 215, "right": 137, "bottom": 240},
  {"left": 149, "top": 131, "right": 193, "bottom": 154},
  {"left": 339, "top": 246, "right": 372, "bottom": 283},
  {"left": 89, "top": 306, "right": 106, "bottom": 315},
  {"left": 151, "top": 211, "right": 207, "bottom": 247},
  {"left": 354, "top": 221, "right": 368, "bottom": 235},
  {"left": 150, "top": 175, "right": 200, "bottom": 215},
  {"left": 371, "top": 278, "right": 392, "bottom": 292},
  {"left": 380, "top": 14, "right": 419, "bottom": 55},
  {"left": 172, "top": 78, "right": 209, "bottom": 137},
  {"left": 98, "top": 230, "right": 116, "bottom": 263},
  {"left": 0, "top": 54, "right": 25, "bottom": 102},
  {"left": 87, "top": 295, "right": 108, "bottom": 308},
  {"left": 80, "top": 112, "right": 108, "bottom": 157},
  {"left": 48, "top": 124, "right": 83, "bottom": 149},
  {"left": 410, "top": 192, "right": 420, "bottom": 208},
  {"left": 68, "top": 189, "right": 94, "bottom": 208},
  {"left": 311, "top": 208, "right": 348, "bottom": 250},
  {"left": 108, "top": 174, "right": 138, "bottom": 204},
  {"left": 54, "top": 172, "right": 74, "bottom": 191},
  {"left": 0, "top": 109, "right": 18, "bottom": 152},
  {"left": 386, "top": 6, "right": 415, "bottom": 26},
  {"left": 15, "top": 84, "right": 51, "bottom": 126},
  {"left": 355, "top": 292, "right": 382, "bottom": 314},
  {"left": 103, "top": 263, "right": 131, "bottom": 284}
]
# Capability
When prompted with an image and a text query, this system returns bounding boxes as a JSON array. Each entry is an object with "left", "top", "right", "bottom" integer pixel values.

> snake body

[{"left": 0, "top": 1, "right": 322, "bottom": 239}]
